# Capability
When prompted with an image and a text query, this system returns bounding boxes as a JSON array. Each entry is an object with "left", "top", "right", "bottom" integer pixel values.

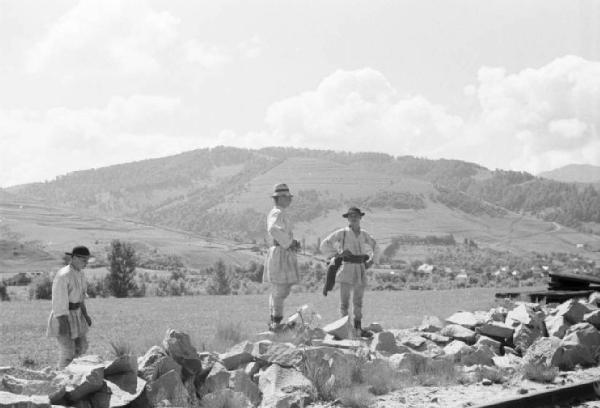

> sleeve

[
  {"left": 320, "top": 229, "right": 342, "bottom": 259},
  {"left": 51, "top": 272, "right": 69, "bottom": 317},
  {"left": 364, "top": 231, "right": 380, "bottom": 263},
  {"left": 267, "top": 209, "right": 293, "bottom": 249}
]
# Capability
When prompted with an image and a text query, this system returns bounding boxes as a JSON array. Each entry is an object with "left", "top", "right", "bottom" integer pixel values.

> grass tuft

[
  {"left": 202, "top": 321, "right": 248, "bottom": 353},
  {"left": 108, "top": 339, "right": 134, "bottom": 357}
]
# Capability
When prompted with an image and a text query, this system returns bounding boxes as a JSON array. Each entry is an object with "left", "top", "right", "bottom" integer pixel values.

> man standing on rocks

[
  {"left": 320, "top": 207, "right": 378, "bottom": 338},
  {"left": 263, "top": 183, "right": 301, "bottom": 332},
  {"left": 47, "top": 246, "right": 93, "bottom": 367}
]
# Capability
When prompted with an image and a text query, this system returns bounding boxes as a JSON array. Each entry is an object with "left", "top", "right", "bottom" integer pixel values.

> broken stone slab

[
  {"left": 144, "top": 369, "right": 190, "bottom": 408},
  {"left": 523, "top": 336, "right": 595, "bottom": 371},
  {"left": 554, "top": 299, "right": 591, "bottom": 324},
  {"left": 137, "top": 347, "right": 181, "bottom": 382},
  {"left": 104, "top": 372, "right": 146, "bottom": 408},
  {"left": 258, "top": 364, "right": 315, "bottom": 408},
  {"left": 476, "top": 322, "right": 514, "bottom": 340},
  {"left": 161, "top": 329, "right": 202, "bottom": 377},
  {"left": 197, "top": 362, "right": 230, "bottom": 398},
  {"left": 440, "top": 324, "right": 476, "bottom": 344},
  {"left": 0, "top": 391, "right": 51, "bottom": 408},
  {"left": 302, "top": 346, "right": 361, "bottom": 391},
  {"left": 0, "top": 375, "right": 54, "bottom": 395},
  {"left": 442, "top": 340, "right": 471, "bottom": 362},
  {"left": 461, "top": 345, "right": 495, "bottom": 367},
  {"left": 563, "top": 322, "right": 600, "bottom": 352},
  {"left": 418, "top": 315, "right": 444, "bottom": 333},
  {"left": 419, "top": 332, "right": 451, "bottom": 345},
  {"left": 322, "top": 316, "right": 351, "bottom": 340},
  {"left": 253, "top": 342, "right": 303, "bottom": 368},
  {"left": 219, "top": 341, "right": 255, "bottom": 371},
  {"left": 545, "top": 314, "right": 571, "bottom": 339},
  {"left": 505, "top": 303, "right": 545, "bottom": 328},
  {"left": 475, "top": 336, "right": 501, "bottom": 355},
  {"left": 49, "top": 356, "right": 105, "bottom": 404},
  {"left": 0, "top": 367, "right": 55, "bottom": 382},
  {"left": 513, "top": 323, "right": 545, "bottom": 354},
  {"left": 230, "top": 369, "right": 262, "bottom": 407},
  {"left": 400, "top": 335, "right": 427, "bottom": 351},
  {"left": 492, "top": 354, "right": 523, "bottom": 370},
  {"left": 446, "top": 311, "right": 479, "bottom": 329},
  {"left": 583, "top": 309, "right": 600, "bottom": 329},
  {"left": 388, "top": 351, "right": 430, "bottom": 373}
]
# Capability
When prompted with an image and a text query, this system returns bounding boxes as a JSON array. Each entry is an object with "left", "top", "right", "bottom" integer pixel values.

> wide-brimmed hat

[
  {"left": 65, "top": 246, "right": 91, "bottom": 258},
  {"left": 271, "top": 183, "right": 293, "bottom": 198},
  {"left": 342, "top": 206, "right": 365, "bottom": 218}
]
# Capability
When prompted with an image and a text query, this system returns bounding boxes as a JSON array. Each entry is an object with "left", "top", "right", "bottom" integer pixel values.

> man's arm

[
  {"left": 52, "top": 273, "right": 70, "bottom": 336},
  {"left": 81, "top": 301, "right": 92, "bottom": 327},
  {"left": 268, "top": 210, "right": 293, "bottom": 248},
  {"left": 320, "top": 229, "right": 343, "bottom": 259}
]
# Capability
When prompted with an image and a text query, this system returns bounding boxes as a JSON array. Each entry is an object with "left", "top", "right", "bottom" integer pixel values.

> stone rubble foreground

[{"left": 3, "top": 294, "right": 600, "bottom": 407}]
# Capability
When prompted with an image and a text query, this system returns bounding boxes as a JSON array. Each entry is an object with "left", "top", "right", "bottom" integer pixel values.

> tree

[
  {"left": 107, "top": 240, "right": 138, "bottom": 298},
  {"left": 206, "top": 259, "right": 231, "bottom": 295}
]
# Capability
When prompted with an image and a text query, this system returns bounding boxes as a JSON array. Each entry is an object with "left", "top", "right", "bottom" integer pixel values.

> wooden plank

[{"left": 549, "top": 271, "right": 600, "bottom": 285}]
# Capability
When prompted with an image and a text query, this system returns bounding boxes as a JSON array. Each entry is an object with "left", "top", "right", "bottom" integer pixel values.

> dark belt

[
  {"left": 69, "top": 302, "right": 81, "bottom": 310},
  {"left": 272, "top": 240, "right": 280, "bottom": 247}
]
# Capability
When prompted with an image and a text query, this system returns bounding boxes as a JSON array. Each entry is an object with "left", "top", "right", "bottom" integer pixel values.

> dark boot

[{"left": 354, "top": 319, "right": 373, "bottom": 338}]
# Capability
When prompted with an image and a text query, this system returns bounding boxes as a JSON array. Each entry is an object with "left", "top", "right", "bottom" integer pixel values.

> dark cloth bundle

[{"left": 323, "top": 255, "right": 343, "bottom": 296}]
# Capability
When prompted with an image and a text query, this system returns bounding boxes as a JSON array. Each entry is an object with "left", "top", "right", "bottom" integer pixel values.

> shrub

[
  {"left": 107, "top": 240, "right": 138, "bottom": 298},
  {"left": 29, "top": 274, "right": 53, "bottom": 300},
  {"left": 109, "top": 339, "right": 134, "bottom": 357},
  {"left": 87, "top": 276, "right": 110, "bottom": 298},
  {"left": 0, "top": 281, "right": 10, "bottom": 301},
  {"left": 206, "top": 260, "right": 231, "bottom": 295}
]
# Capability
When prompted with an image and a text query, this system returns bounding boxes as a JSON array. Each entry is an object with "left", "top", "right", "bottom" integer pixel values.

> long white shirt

[
  {"left": 320, "top": 227, "right": 379, "bottom": 285},
  {"left": 263, "top": 206, "right": 299, "bottom": 284},
  {"left": 46, "top": 265, "right": 88, "bottom": 338}
]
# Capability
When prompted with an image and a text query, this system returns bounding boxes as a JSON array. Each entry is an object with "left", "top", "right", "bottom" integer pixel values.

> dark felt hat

[
  {"left": 342, "top": 206, "right": 365, "bottom": 218},
  {"left": 65, "top": 246, "right": 91, "bottom": 257}
]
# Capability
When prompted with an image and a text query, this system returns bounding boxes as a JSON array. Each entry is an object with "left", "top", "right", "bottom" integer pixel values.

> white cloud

[
  {"left": 0, "top": 95, "right": 202, "bottom": 187},
  {"left": 264, "top": 68, "right": 463, "bottom": 157},
  {"left": 238, "top": 35, "right": 263, "bottom": 59}
]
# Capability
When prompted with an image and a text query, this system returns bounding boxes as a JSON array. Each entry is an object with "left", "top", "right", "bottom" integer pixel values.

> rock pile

[{"left": 3, "top": 294, "right": 600, "bottom": 407}]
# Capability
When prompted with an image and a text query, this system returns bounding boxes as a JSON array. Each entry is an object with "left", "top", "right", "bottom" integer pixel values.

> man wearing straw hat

[
  {"left": 263, "top": 183, "right": 301, "bottom": 332},
  {"left": 320, "top": 207, "right": 378, "bottom": 338},
  {"left": 47, "top": 246, "right": 93, "bottom": 367}
]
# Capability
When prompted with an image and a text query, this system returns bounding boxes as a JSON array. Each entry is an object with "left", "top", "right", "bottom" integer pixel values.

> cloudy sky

[{"left": 1, "top": 0, "right": 599, "bottom": 187}]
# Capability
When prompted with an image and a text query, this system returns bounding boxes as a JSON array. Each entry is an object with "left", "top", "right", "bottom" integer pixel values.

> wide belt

[
  {"left": 69, "top": 302, "right": 81, "bottom": 310},
  {"left": 273, "top": 240, "right": 280, "bottom": 247}
]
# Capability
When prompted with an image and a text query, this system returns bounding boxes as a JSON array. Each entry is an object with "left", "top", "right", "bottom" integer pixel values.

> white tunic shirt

[
  {"left": 263, "top": 206, "right": 299, "bottom": 284},
  {"left": 320, "top": 227, "right": 379, "bottom": 285},
  {"left": 46, "top": 265, "right": 89, "bottom": 339}
]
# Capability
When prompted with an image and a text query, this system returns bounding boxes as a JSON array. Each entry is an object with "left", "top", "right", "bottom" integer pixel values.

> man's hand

[
  {"left": 290, "top": 239, "right": 301, "bottom": 252},
  {"left": 84, "top": 315, "right": 92, "bottom": 327},
  {"left": 57, "top": 316, "right": 70, "bottom": 337}
]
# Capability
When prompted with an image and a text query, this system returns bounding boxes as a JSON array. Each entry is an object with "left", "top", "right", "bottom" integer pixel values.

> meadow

[{"left": 0, "top": 287, "right": 533, "bottom": 368}]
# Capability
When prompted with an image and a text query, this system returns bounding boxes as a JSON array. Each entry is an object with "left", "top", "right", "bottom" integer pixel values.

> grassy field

[{"left": 0, "top": 287, "right": 535, "bottom": 368}]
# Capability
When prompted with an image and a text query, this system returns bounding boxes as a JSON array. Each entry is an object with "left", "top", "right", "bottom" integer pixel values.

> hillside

[
  {"left": 539, "top": 164, "right": 600, "bottom": 184},
  {"left": 4, "top": 146, "right": 600, "bottom": 261}
]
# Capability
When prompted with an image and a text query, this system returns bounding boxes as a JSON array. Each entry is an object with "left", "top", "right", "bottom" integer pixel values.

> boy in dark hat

[
  {"left": 320, "top": 207, "right": 378, "bottom": 338},
  {"left": 46, "top": 246, "right": 93, "bottom": 367},
  {"left": 263, "top": 183, "right": 301, "bottom": 331}
]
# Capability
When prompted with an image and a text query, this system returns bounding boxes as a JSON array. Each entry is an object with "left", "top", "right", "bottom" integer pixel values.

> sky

[{"left": 1, "top": 0, "right": 600, "bottom": 187}]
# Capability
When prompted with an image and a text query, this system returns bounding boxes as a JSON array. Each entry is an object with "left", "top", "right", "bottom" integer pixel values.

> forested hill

[
  {"left": 538, "top": 164, "right": 600, "bottom": 184},
  {"left": 5, "top": 146, "right": 600, "bottom": 241}
]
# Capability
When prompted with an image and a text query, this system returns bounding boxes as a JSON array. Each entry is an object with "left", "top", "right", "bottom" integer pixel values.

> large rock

[
  {"left": 137, "top": 347, "right": 181, "bottom": 382},
  {"left": 230, "top": 369, "right": 262, "bottom": 406},
  {"left": 461, "top": 345, "right": 495, "bottom": 366},
  {"left": 0, "top": 391, "right": 51, "bottom": 408},
  {"left": 49, "top": 356, "right": 105, "bottom": 404},
  {"left": 145, "top": 369, "right": 190, "bottom": 408},
  {"left": 400, "top": 335, "right": 427, "bottom": 351},
  {"left": 418, "top": 316, "right": 444, "bottom": 333},
  {"left": 545, "top": 314, "right": 571, "bottom": 339},
  {"left": 104, "top": 354, "right": 137, "bottom": 376},
  {"left": 523, "top": 337, "right": 595, "bottom": 371},
  {"left": 505, "top": 303, "right": 545, "bottom": 328},
  {"left": 220, "top": 341, "right": 255, "bottom": 371},
  {"left": 563, "top": 323, "right": 600, "bottom": 352},
  {"left": 322, "top": 316, "right": 351, "bottom": 340},
  {"left": 370, "top": 331, "right": 404, "bottom": 354},
  {"left": 253, "top": 342, "right": 303, "bottom": 368},
  {"left": 258, "top": 365, "right": 315, "bottom": 408},
  {"left": 475, "top": 336, "right": 501, "bottom": 355},
  {"left": 388, "top": 352, "right": 430, "bottom": 373},
  {"left": 443, "top": 340, "right": 471, "bottom": 362},
  {"left": 198, "top": 362, "right": 231, "bottom": 397},
  {"left": 445, "top": 311, "right": 478, "bottom": 329},
  {"left": 420, "top": 332, "right": 451, "bottom": 345},
  {"left": 302, "top": 347, "right": 361, "bottom": 390},
  {"left": 162, "top": 329, "right": 202, "bottom": 377},
  {"left": 513, "top": 323, "right": 544, "bottom": 353},
  {"left": 440, "top": 324, "right": 476, "bottom": 344},
  {"left": 554, "top": 299, "right": 591, "bottom": 324},
  {"left": 492, "top": 354, "right": 523, "bottom": 370},
  {"left": 104, "top": 372, "right": 146, "bottom": 408},
  {"left": 584, "top": 310, "right": 600, "bottom": 329},
  {"left": 476, "top": 322, "right": 514, "bottom": 340}
]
